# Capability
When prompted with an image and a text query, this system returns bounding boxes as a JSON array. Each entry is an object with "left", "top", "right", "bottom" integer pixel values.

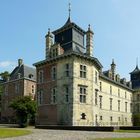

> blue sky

[{"left": 0, "top": 0, "right": 140, "bottom": 80}]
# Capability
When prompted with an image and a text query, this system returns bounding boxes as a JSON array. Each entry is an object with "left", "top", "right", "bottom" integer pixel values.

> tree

[
  {"left": 0, "top": 71, "right": 10, "bottom": 81},
  {"left": 133, "top": 114, "right": 140, "bottom": 126},
  {"left": 9, "top": 96, "right": 37, "bottom": 128}
]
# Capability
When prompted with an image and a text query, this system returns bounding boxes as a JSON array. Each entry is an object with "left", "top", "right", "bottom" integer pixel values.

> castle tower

[
  {"left": 111, "top": 59, "right": 116, "bottom": 80},
  {"left": 45, "top": 28, "right": 53, "bottom": 59},
  {"left": 130, "top": 63, "right": 140, "bottom": 89},
  {"left": 86, "top": 24, "right": 94, "bottom": 56}
]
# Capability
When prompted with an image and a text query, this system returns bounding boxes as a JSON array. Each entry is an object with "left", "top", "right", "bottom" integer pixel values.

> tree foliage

[
  {"left": 133, "top": 114, "right": 140, "bottom": 126},
  {"left": 0, "top": 71, "right": 10, "bottom": 81},
  {"left": 9, "top": 96, "right": 37, "bottom": 127}
]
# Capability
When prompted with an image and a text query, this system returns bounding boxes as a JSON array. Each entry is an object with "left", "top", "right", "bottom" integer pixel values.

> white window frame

[
  {"left": 65, "top": 63, "right": 70, "bottom": 77},
  {"left": 79, "top": 86, "right": 87, "bottom": 103},
  {"left": 80, "top": 65, "right": 86, "bottom": 78},
  {"left": 37, "top": 90, "right": 43, "bottom": 105},
  {"left": 51, "top": 66, "right": 56, "bottom": 80},
  {"left": 38, "top": 70, "right": 44, "bottom": 83},
  {"left": 51, "top": 87, "right": 57, "bottom": 104}
]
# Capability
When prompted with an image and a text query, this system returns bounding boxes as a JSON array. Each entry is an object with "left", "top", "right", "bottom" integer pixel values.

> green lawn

[
  {"left": 90, "top": 138, "right": 140, "bottom": 140},
  {"left": 115, "top": 130, "right": 140, "bottom": 133},
  {"left": 0, "top": 128, "right": 31, "bottom": 138}
]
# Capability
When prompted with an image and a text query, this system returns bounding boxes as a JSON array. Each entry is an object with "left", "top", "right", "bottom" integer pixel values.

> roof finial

[
  {"left": 136, "top": 57, "right": 139, "bottom": 68},
  {"left": 68, "top": 2, "right": 71, "bottom": 18},
  {"left": 88, "top": 24, "right": 91, "bottom": 30},
  {"left": 112, "top": 59, "right": 114, "bottom": 64}
]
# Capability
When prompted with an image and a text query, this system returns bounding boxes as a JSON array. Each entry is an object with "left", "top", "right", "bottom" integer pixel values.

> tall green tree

[
  {"left": 0, "top": 71, "right": 10, "bottom": 81},
  {"left": 9, "top": 96, "right": 37, "bottom": 127}
]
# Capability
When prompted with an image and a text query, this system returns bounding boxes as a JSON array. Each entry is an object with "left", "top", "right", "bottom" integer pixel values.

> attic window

[{"left": 29, "top": 74, "right": 33, "bottom": 79}]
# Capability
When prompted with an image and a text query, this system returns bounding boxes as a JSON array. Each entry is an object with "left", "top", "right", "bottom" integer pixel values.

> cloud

[{"left": 0, "top": 61, "right": 16, "bottom": 68}]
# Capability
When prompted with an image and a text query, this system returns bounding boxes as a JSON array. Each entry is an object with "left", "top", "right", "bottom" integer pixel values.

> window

[
  {"left": 37, "top": 90, "right": 43, "bottom": 105},
  {"left": 32, "top": 85, "right": 35, "bottom": 94},
  {"left": 118, "top": 100, "right": 120, "bottom": 111},
  {"left": 118, "top": 89, "right": 120, "bottom": 97},
  {"left": 95, "top": 71, "right": 98, "bottom": 83},
  {"left": 65, "top": 86, "right": 69, "bottom": 103},
  {"left": 118, "top": 117, "right": 121, "bottom": 122},
  {"left": 80, "top": 65, "right": 86, "bottom": 78},
  {"left": 130, "top": 103, "right": 133, "bottom": 113},
  {"left": 95, "top": 114, "right": 98, "bottom": 125},
  {"left": 29, "top": 74, "right": 33, "bottom": 79},
  {"left": 125, "top": 102, "right": 127, "bottom": 112},
  {"left": 110, "top": 98, "right": 113, "bottom": 110},
  {"left": 38, "top": 70, "right": 44, "bottom": 83},
  {"left": 100, "top": 82, "right": 102, "bottom": 91},
  {"left": 51, "top": 88, "right": 57, "bottom": 104},
  {"left": 79, "top": 86, "right": 86, "bottom": 103},
  {"left": 65, "top": 63, "right": 70, "bottom": 77},
  {"left": 110, "top": 116, "right": 113, "bottom": 122},
  {"left": 81, "top": 113, "right": 86, "bottom": 119},
  {"left": 110, "top": 86, "right": 112, "bottom": 95},
  {"left": 52, "top": 66, "right": 56, "bottom": 80},
  {"left": 99, "top": 95, "right": 102, "bottom": 109},
  {"left": 125, "top": 117, "right": 127, "bottom": 124},
  {"left": 95, "top": 89, "right": 98, "bottom": 105},
  {"left": 100, "top": 116, "right": 103, "bottom": 121},
  {"left": 137, "top": 94, "right": 140, "bottom": 101},
  {"left": 125, "top": 92, "right": 127, "bottom": 99}
]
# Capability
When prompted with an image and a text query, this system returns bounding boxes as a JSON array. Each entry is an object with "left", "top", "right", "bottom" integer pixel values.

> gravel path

[{"left": 1, "top": 128, "right": 140, "bottom": 140}]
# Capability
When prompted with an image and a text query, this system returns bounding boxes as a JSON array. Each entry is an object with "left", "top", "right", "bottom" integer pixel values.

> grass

[
  {"left": 90, "top": 138, "right": 140, "bottom": 140},
  {"left": 115, "top": 130, "right": 140, "bottom": 133},
  {"left": 0, "top": 128, "right": 32, "bottom": 138}
]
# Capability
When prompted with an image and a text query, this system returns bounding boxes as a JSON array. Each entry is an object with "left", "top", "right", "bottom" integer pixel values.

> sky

[{"left": 0, "top": 0, "right": 140, "bottom": 80}]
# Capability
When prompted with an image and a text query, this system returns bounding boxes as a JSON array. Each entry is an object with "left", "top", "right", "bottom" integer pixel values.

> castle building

[
  {"left": 34, "top": 14, "right": 134, "bottom": 126},
  {"left": 130, "top": 65, "right": 140, "bottom": 125},
  {"left": 0, "top": 59, "right": 36, "bottom": 123}
]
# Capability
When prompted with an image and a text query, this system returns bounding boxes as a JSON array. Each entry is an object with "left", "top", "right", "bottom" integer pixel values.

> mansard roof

[
  {"left": 100, "top": 73, "right": 133, "bottom": 91},
  {"left": 52, "top": 17, "right": 86, "bottom": 35},
  {"left": 130, "top": 65, "right": 140, "bottom": 74},
  {"left": 33, "top": 51, "right": 103, "bottom": 70},
  {"left": 10, "top": 64, "right": 36, "bottom": 81}
]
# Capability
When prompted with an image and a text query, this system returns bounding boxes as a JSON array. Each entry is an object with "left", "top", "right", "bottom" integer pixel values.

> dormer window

[{"left": 29, "top": 74, "right": 33, "bottom": 79}]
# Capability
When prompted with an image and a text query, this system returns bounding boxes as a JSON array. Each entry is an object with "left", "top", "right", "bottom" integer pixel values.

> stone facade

[{"left": 33, "top": 16, "right": 139, "bottom": 126}]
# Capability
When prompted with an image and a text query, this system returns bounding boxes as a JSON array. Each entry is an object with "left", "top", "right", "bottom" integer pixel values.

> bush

[{"left": 9, "top": 96, "right": 37, "bottom": 128}]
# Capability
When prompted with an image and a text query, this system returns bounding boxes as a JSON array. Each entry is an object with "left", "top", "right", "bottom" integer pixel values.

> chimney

[
  {"left": 18, "top": 59, "right": 23, "bottom": 66},
  {"left": 111, "top": 59, "right": 116, "bottom": 80},
  {"left": 86, "top": 24, "right": 94, "bottom": 56},
  {"left": 45, "top": 28, "right": 53, "bottom": 59}
]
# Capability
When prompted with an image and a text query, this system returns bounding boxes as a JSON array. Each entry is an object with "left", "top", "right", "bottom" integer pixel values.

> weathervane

[{"left": 68, "top": 3, "right": 71, "bottom": 18}]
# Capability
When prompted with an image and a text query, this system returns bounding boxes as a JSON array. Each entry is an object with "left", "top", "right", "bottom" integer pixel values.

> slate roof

[
  {"left": 10, "top": 64, "right": 36, "bottom": 81},
  {"left": 33, "top": 51, "right": 103, "bottom": 70},
  {"left": 130, "top": 65, "right": 140, "bottom": 74},
  {"left": 52, "top": 17, "right": 86, "bottom": 35},
  {"left": 100, "top": 73, "right": 133, "bottom": 91}
]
